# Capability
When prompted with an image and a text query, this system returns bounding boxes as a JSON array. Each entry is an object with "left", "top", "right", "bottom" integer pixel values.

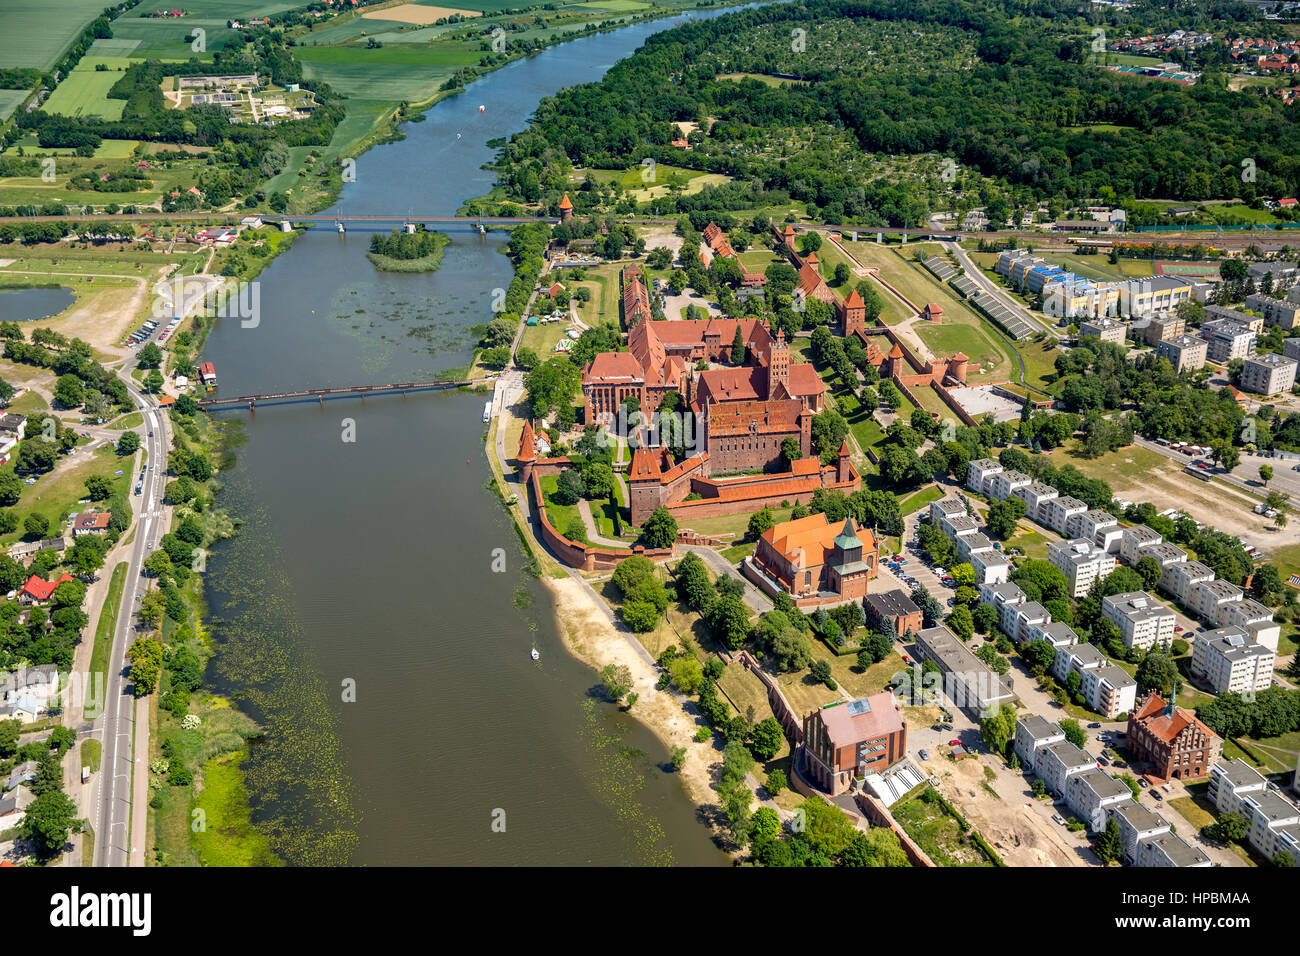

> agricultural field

[
  {"left": 584, "top": 164, "right": 731, "bottom": 203},
  {"left": 39, "top": 64, "right": 127, "bottom": 121},
  {"left": 0, "top": 89, "right": 29, "bottom": 122},
  {"left": 0, "top": 0, "right": 113, "bottom": 70},
  {"left": 295, "top": 42, "right": 484, "bottom": 102}
]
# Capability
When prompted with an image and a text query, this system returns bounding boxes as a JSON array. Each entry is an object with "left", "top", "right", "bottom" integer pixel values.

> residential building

[
  {"left": 1204, "top": 304, "right": 1264, "bottom": 334},
  {"left": 1110, "top": 800, "right": 1172, "bottom": 865},
  {"left": 1083, "top": 665, "right": 1138, "bottom": 719},
  {"left": 1155, "top": 334, "right": 1208, "bottom": 373},
  {"left": 1127, "top": 691, "right": 1222, "bottom": 781},
  {"left": 986, "top": 469, "right": 1031, "bottom": 502},
  {"left": 1208, "top": 759, "right": 1268, "bottom": 816},
  {"left": 1189, "top": 579, "right": 1244, "bottom": 627},
  {"left": 800, "top": 692, "right": 908, "bottom": 796},
  {"left": 1200, "top": 317, "right": 1257, "bottom": 362},
  {"left": 1053, "top": 641, "right": 1108, "bottom": 684},
  {"left": 970, "top": 549, "right": 1010, "bottom": 586},
  {"left": 1037, "top": 740, "right": 1095, "bottom": 796},
  {"left": 1132, "top": 831, "right": 1211, "bottom": 867},
  {"left": 966, "top": 459, "right": 1002, "bottom": 494},
  {"left": 17, "top": 572, "right": 74, "bottom": 607},
  {"left": 1219, "top": 599, "right": 1280, "bottom": 652},
  {"left": 0, "top": 785, "right": 33, "bottom": 824},
  {"left": 1078, "top": 317, "right": 1128, "bottom": 345},
  {"left": 1285, "top": 336, "right": 1300, "bottom": 362},
  {"left": 1241, "top": 791, "right": 1300, "bottom": 865},
  {"left": 1013, "top": 480, "right": 1058, "bottom": 518},
  {"left": 956, "top": 531, "right": 995, "bottom": 565},
  {"left": 1239, "top": 352, "right": 1298, "bottom": 396},
  {"left": 864, "top": 590, "right": 922, "bottom": 637},
  {"left": 1102, "top": 591, "right": 1176, "bottom": 652},
  {"left": 1246, "top": 288, "right": 1300, "bottom": 332},
  {"left": 930, "top": 497, "right": 967, "bottom": 525},
  {"left": 1068, "top": 508, "right": 1120, "bottom": 550},
  {"left": 943, "top": 514, "right": 981, "bottom": 541},
  {"left": 1191, "top": 628, "right": 1275, "bottom": 695},
  {"left": 752, "top": 514, "right": 878, "bottom": 601},
  {"left": 1141, "top": 312, "right": 1185, "bottom": 345},
  {"left": 1067, "top": 768, "right": 1133, "bottom": 832},
  {"left": 1120, "top": 525, "right": 1163, "bottom": 564},
  {"left": 1159, "top": 560, "right": 1214, "bottom": 605},
  {"left": 1027, "top": 620, "right": 1079, "bottom": 650},
  {"left": 71, "top": 512, "right": 110, "bottom": 536},
  {"left": 1005, "top": 602, "right": 1050, "bottom": 645},
  {"left": 913, "top": 625, "right": 1017, "bottom": 718},
  {"left": 1049, "top": 538, "right": 1118, "bottom": 598},
  {"left": 1041, "top": 495, "right": 1087, "bottom": 536},
  {"left": 1014, "top": 715, "right": 1064, "bottom": 770},
  {"left": 980, "top": 580, "right": 1026, "bottom": 612},
  {"left": 1142, "top": 541, "right": 1188, "bottom": 570}
]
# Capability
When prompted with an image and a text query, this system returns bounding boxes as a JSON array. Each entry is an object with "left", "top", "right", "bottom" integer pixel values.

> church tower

[{"left": 768, "top": 327, "right": 790, "bottom": 399}]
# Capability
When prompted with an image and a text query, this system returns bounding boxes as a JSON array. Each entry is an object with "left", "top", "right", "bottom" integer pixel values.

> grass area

[
  {"left": 539, "top": 474, "right": 581, "bottom": 537},
  {"left": 672, "top": 504, "right": 795, "bottom": 539},
  {"left": 1168, "top": 792, "right": 1258, "bottom": 866},
  {"left": 892, "top": 787, "right": 995, "bottom": 866},
  {"left": 190, "top": 749, "right": 282, "bottom": 866},
  {"left": 0, "top": 444, "right": 130, "bottom": 548},
  {"left": 1237, "top": 730, "right": 1300, "bottom": 776},
  {"left": 719, "top": 540, "right": 756, "bottom": 563},
  {"left": 80, "top": 738, "right": 102, "bottom": 773},
  {"left": 899, "top": 484, "right": 944, "bottom": 516},
  {"left": 108, "top": 412, "right": 145, "bottom": 431},
  {"left": 85, "top": 562, "right": 128, "bottom": 720}
]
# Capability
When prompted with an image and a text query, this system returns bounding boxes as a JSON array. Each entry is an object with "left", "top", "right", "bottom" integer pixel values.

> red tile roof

[
  {"left": 21, "top": 573, "right": 74, "bottom": 602},
  {"left": 517, "top": 420, "right": 537, "bottom": 463},
  {"left": 558, "top": 193, "right": 572, "bottom": 210},
  {"left": 582, "top": 352, "right": 644, "bottom": 385}
]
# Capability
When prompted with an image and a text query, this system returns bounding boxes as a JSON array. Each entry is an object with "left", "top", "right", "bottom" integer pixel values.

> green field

[
  {"left": 296, "top": 44, "right": 482, "bottom": 102},
  {"left": 85, "top": 562, "right": 127, "bottom": 720},
  {"left": 40, "top": 66, "right": 127, "bottom": 121},
  {"left": 572, "top": 0, "right": 649, "bottom": 9},
  {"left": 0, "top": 88, "right": 29, "bottom": 121},
  {"left": 0, "top": 0, "right": 114, "bottom": 70}
]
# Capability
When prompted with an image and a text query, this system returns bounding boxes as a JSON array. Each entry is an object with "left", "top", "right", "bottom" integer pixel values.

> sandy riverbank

[{"left": 542, "top": 573, "right": 734, "bottom": 852}]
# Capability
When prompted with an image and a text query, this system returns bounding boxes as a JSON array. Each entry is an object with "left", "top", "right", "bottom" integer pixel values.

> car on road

[
  {"left": 1088, "top": 722, "right": 1101, "bottom": 729},
  {"left": 1151, "top": 790, "right": 1162, "bottom": 801},
  {"left": 919, "top": 748, "right": 930, "bottom": 761},
  {"left": 1051, "top": 813, "right": 1066, "bottom": 826},
  {"left": 146, "top": 542, "right": 153, "bottom": 551},
  {"left": 949, "top": 739, "right": 961, "bottom": 747}
]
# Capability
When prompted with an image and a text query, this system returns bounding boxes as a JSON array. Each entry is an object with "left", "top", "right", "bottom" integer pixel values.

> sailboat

[{"left": 530, "top": 646, "right": 540, "bottom": 662}]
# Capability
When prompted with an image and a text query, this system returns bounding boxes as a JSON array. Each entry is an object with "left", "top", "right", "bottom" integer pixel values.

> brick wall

[{"left": 528, "top": 469, "right": 673, "bottom": 571}]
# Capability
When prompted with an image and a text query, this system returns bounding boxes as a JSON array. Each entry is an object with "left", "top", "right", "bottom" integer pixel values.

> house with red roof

[
  {"left": 71, "top": 513, "right": 111, "bottom": 536},
  {"left": 19, "top": 573, "right": 74, "bottom": 606}
]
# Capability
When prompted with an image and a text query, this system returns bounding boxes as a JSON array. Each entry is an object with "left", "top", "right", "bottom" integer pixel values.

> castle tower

[
  {"left": 885, "top": 342, "right": 905, "bottom": 379},
  {"left": 517, "top": 419, "right": 538, "bottom": 484},
  {"left": 841, "top": 287, "right": 865, "bottom": 339},
  {"left": 768, "top": 327, "right": 790, "bottom": 398},
  {"left": 558, "top": 193, "right": 573, "bottom": 223},
  {"left": 837, "top": 439, "right": 852, "bottom": 484},
  {"left": 948, "top": 352, "right": 969, "bottom": 384}
]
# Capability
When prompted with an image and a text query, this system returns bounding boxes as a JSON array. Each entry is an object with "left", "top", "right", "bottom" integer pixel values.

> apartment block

[
  {"left": 1219, "top": 598, "right": 1280, "bottom": 652},
  {"left": 1049, "top": 538, "right": 1118, "bottom": 598},
  {"left": 1158, "top": 560, "right": 1214, "bottom": 605},
  {"left": 966, "top": 459, "right": 1002, "bottom": 495},
  {"left": 1027, "top": 620, "right": 1079, "bottom": 650},
  {"left": 1189, "top": 579, "right": 1244, "bottom": 627},
  {"left": 1242, "top": 791, "right": 1300, "bottom": 866},
  {"left": 1053, "top": 641, "right": 1108, "bottom": 684},
  {"left": 1037, "top": 740, "right": 1095, "bottom": 796},
  {"left": 1208, "top": 759, "right": 1268, "bottom": 816},
  {"left": 986, "top": 469, "right": 1031, "bottom": 502},
  {"left": 1119, "top": 525, "right": 1162, "bottom": 565},
  {"left": 1246, "top": 289, "right": 1300, "bottom": 332},
  {"left": 929, "top": 497, "right": 967, "bottom": 525},
  {"left": 1155, "top": 335, "right": 1208, "bottom": 373},
  {"left": 1013, "top": 481, "right": 1058, "bottom": 518},
  {"left": 914, "top": 625, "right": 1017, "bottom": 718},
  {"left": 1132, "top": 832, "right": 1211, "bottom": 867},
  {"left": 1240, "top": 352, "right": 1298, "bottom": 396},
  {"left": 1067, "top": 768, "right": 1133, "bottom": 831},
  {"left": 1142, "top": 541, "right": 1188, "bottom": 569},
  {"left": 956, "top": 531, "right": 996, "bottom": 564},
  {"left": 1083, "top": 665, "right": 1138, "bottom": 719},
  {"left": 1014, "top": 715, "right": 1064, "bottom": 771},
  {"left": 1191, "top": 628, "right": 1275, "bottom": 695},
  {"left": 980, "top": 581, "right": 1026, "bottom": 614},
  {"left": 1110, "top": 801, "right": 1172, "bottom": 865},
  {"left": 1200, "top": 317, "right": 1256, "bottom": 362},
  {"left": 1042, "top": 495, "right": 1088, "bottom": 536},
  {"left": 1078, "top": 317, "right": 1128, "bottom": 345},
  {"left": 970, "top": 549, "right": 1010, "bottom": 586},
  {"left": 1102, "top": 590, "right": 1176, "bottom": 652},
  {"left": 1141, "top": 312, "right": 1185, "bottom": 345},
  {"left": 1005, "top": 602, "right": 1050, "bottom": 645}
]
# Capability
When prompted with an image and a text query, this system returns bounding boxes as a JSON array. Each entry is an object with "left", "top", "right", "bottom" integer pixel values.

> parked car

[
  {"left": 1051, "top": 814, "right": 1066, "bottom": 826},
  {"left": 919, "top": 749, "right": 930, "bottom": 761},
  {"left": 1151, "top": 790, "right": 1162, "bottom": 801},
  {"left": 1088, "top": 722, "right": 1101, "bottom": 729},
  {"left": 1138, "top": 778, "right": 1149, "bottom": 789},
  {"left": 949, "top": 739, "right": 961, "bottom": 747}
]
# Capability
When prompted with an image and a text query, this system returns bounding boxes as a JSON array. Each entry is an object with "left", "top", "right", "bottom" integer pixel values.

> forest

[{"left": 496, "top": 0, "right": 1300, "bottom": 226}]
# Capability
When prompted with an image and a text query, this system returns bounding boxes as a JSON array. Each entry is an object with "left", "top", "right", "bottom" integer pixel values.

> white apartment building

[
  {"left": 1053, "top": 641, "right": 1108, "bottom": 684},
  {"left": 1067, "top": 768, "right": 1133, "bottom": 831},
  {"left": 986, "top": 470, "right": 1031, "bottom": 502},
  {"left": 1041, "top": 495, "right": 1088, "bottom": 536},
  {"left": 930, "top": 497, "right": 967, "bottom": 525},
  {"left": 970, "top": 549, "right": 1010, "bottom": 586},
  {"left": 1014, "top": 714, "right": 1064, "bottom": 770},
  {"left": 1028, "top": 620, "right": 1079, "bottom": 650},
  {"left": 1049, "top": 538, "right": 1118, "bottom": 598},
  {"left": 1110, "top": 800, "right": 1171, "bottom": 865},
  {"left": 956, "top": 532, "right": 995, "bottom": 564},
  {"left": 1037, "top": 740, "right": 1095, "bottom": 796},
  {"left": 1189, "top": 579, "right": 1244, "bottom": 627},
  {"left": 966, "top": 459, "right": 1002, "bottom": 495},
  {"left": 1142, "top": 541, "right": 1188, "bottom": 569},
  {"left": 1083, "top": 665, "right": 1138, "bottom": 719},
  {"left": 1005, "top": 602, "right": 1050, "bottom": 645},
  {"left": 1191, "top": 628, "right": 1275, "bottom": 696},
  {"left": 1013, "top": 481, "right": 1058, "bottom": 518},
  {"left": 1067, "top": 508, "right": 1119, "bottom": 545},
  {"left": 1132, "top": 832, "right": 1211, "bottom": 867},
  {"left": 1102, "top": 590, "right": 1176, "bottom": 652},
  {"left": 1119, "top": 525, "right": 1162, "bottom": 565},
  {"left": 1242, "top": 791, "right": 1300, "bottom": 866},
  {"left": 1240, "top": 352, "right": 1298, "bottom": 396},
  {"left": 1158, "top": 560, "right": 1214, "bottom": 605},
  {"left": 981, "top": 580, "right": 1025, "bottom": 613}
]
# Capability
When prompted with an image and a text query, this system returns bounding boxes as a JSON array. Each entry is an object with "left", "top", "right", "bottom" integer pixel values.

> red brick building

[
  {"left": 800, "top": 692, "right": 908, "bottom": 795},
  {"left": 1127, "top": 691, "right": 1222, "bottom": 782},
  {"left": 865, "top": 589, "right": 923, "bottom": 637},
  {"left": 752, "top": 512, "right": 878, "bottom": 601}
]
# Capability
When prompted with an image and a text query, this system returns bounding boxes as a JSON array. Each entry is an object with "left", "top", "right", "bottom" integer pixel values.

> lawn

[
  {"left": 80, "top": 738, "right": 102, "bottom": 773},
  {"left": 538, "top": 473, "right": 581, "bottom": 537},
  {"left": 85, "top": 562, "right": 127, "bottom": 720},
  {"left": 1168, "top": 793, "right": 1258, "bottom": 866},
  {"left": 671, "top": 503, "right": 796, "bottom": 540},
  {"left": 900, "top": 484, "right": 944, "bottom": 516},
  {"left": 0, "top": 0, "right": 117, "bottom": 70},
  {"left": 295, "top": 43, "right": 483, "bottom": 101},
  {"left": 0, "top": 444, "right": 132, "bottom": 548}
]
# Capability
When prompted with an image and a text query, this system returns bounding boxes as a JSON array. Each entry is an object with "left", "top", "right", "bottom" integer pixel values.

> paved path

[
  {"left": 576, "top": 499, "right": 626, "bottom": 547},
  {"left": 682, "top": 545, "right": 772, "bottom": 614}
]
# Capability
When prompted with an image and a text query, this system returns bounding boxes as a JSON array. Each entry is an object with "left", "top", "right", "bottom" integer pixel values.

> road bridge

[{"left": 197, "top": 378, "right": 480, "bottom": 410}]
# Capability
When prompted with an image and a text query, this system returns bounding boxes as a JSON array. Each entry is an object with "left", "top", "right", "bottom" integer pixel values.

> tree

[
  {"left": 946, "top": 605, "right": 974, "bottom": 641},
  {"left": 1135, "top": 554, "right": 1164, "bottom": 590},
  {"left": 127, "top": 636, "right": 163, "bottom": 696},
  {"left": 1136, "top": 648, "right": 1179, "bottom": 697},
  {"left": 980, "top": 702, "right": 1017, "bottom": 755},
  {"left": 598, "top": 663, "right": 633, "bottom": 702},
  {"left": 1260, "top": 464, "right": 1273, "bottom": 487},
  {"left": 53, "top": 375, "right": 84, "bottom": 409},
  {"left": 1060, "top": 718, "right": 1086, "bottom": 748},
  {"left": 770, "top": 626, "right": 814, "bottom": 672},
  {"left": 143, "top": 369, "right": 164, "bottom": 393},
  {"left": 115, "top": 431, "right": 140, "bottom": 456},
  {"left": 85, "top": 474, "right": 113, "bottom": 501},
  {"left": 552, "top": 468, "right": 585, "bottom": 505},
  {"left": 612, "top": 555, "right": 655, "bottom": 596},
  {"left": 1204, "top": 812, "right": 1247, "bottom": 844},
  {"left": 986, "top": 498, "right": 1026, "bottom": 540},
  {"left": 137, "top": 342, "right": 163, "bottom": 369},
  {"left": 19, "top": 789, "right": 80, "bottom": 856},
  {"left": 1022, "top": 639, "right": 1056, "bottom": 673},
  {"left": 810, "top": 409, "right": 849, "bottom": 460},
  {"left": 640, "top": 506, "right": 677, "bottom": 549},
  {"left": 747, "top": 507, "right": 775, "bottom": 541},
  {"left": 708, "top": 595, "right": 751, "bottom": 649},
  {"left": 810, "top": 659, "right": 833, "bottom": 686},
  {"left": 730, "top": 324, "right": 745, "bottom": 364},
  {"left": 1094, "top": 818, "right": 1123, "bottom": 864},
  {"left": 749, "top": 717, "right": 784, "bottom": 760},
  {"left": 583, "top": 462, "right": 615, "bottom": 500},
  {"left": 675, "top": 553, "right": 715, "bottom": 611},
  {"left": 23, "top": 512, "right": 50, "bottom": 540},
  {"left": 668, "top": 656, "right": 704, "bottom": 694},
  {"left": 1010, "top": 560, "right": 1069, "bottom": 603},
  {"left": 620, "top": 600, "right": 660, "bottom": 632}
]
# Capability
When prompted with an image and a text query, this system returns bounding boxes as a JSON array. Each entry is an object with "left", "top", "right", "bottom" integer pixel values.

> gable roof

[{"left": 20, "top": 573, "right": 74, "bottom": 602}]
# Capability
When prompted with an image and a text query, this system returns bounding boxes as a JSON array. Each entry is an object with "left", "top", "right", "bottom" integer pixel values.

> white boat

[
  {"left": 482, "top": 400, "right": 493, "bottom": 423},
  {"left": 530, "top": 647, "right": 540, "bottom": 661}
]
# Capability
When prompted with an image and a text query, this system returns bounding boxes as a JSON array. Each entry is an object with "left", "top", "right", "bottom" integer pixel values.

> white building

[
  {"left": 1014, "top": 714, "right": 1065, "bottom": 770},
  {"left": 1239, "top": 352, "right": 1298, "bottom": 396},
  {"left": 1083, "top": 665, "right": 1138, "bottom": 719},
  {"left": 1049, "top": 538, "right": 1118, "bottom": 598},
  {"left": 970, "top": 549, "right": 1010, "bottom": 586},
  {"left": 1013, "top": 481, "right": 1058, "bottom": 518},
  {"left": 1102, "top": 591, "right": 1176, "bottom": 652},
  {"left": 1189, "top": 579, "right": 1244, "bottom": 627},
  {"left": 1041, "top": 495, "right": 1088, "bottom": 536},
  {"left": 1132, "top": 831, "right": 1211, "bottom": 867},
  {"left": 1191, "top": 628, "right": 1275, "bottom": 696},
  {"left": 1110, "top": 800, "right": 1171, "bottom": 865},
  {"left": 1141, "top": 541, "right": 1188, "bottom": 570},
  {"left": 1005, "top": 602, "right": 1050, "bottom": 645},
  {"left": 986, "top": 470, "right": 1031, "bottom": 502},
  {"left": 1219, "top": 599, "right": 1280, "bottom": 652},
  {"left": 1037, "top": 740, "right": 1095, "bottom": 796},
  {"left": 1068, "top": 508, "right": 1119, "bottom": 549},
  {"left": 1159, "top": 560, "right": 1214, "bottom": 605},
  {"left": 1027, "top": 621, "right": 1079, "bottom": 650},
  {"left": 1052, "top": 641, "right": 1109, "bottom": 684},
  {"left": 1119, "top": 525, "right": 1162, "bottom": 565},
  {"left": 1067, "top": 768, "right": 1133, "bottom": 832},
  {"left": 966, "top": 459, "right": 1002, "bottom": 495}
]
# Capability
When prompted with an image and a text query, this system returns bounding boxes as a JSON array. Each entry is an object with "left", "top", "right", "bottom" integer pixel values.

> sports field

[
  {"left": 40, "top": 66, "right": 126, "bottom": 120},
  {"left": 0, "top": 0, "right": 112, "bottom": 70}
]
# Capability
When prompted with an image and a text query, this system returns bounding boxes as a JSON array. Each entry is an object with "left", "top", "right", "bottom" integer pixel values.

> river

[{"left": 199, "top": 8, "right": 746, "bottom": 866}]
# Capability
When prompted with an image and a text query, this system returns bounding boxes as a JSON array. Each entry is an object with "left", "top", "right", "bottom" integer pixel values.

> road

[
  {"left": 943, "top": 240, "right": 1055, "bottom": 337},
  {"left": 91, "top": 363, "right": 173, "bottom": 867}
]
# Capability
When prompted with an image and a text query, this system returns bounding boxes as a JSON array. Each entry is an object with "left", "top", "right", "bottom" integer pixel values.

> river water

[{"left": 199, "top": 9, "right": 742, "bottom": 866}]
